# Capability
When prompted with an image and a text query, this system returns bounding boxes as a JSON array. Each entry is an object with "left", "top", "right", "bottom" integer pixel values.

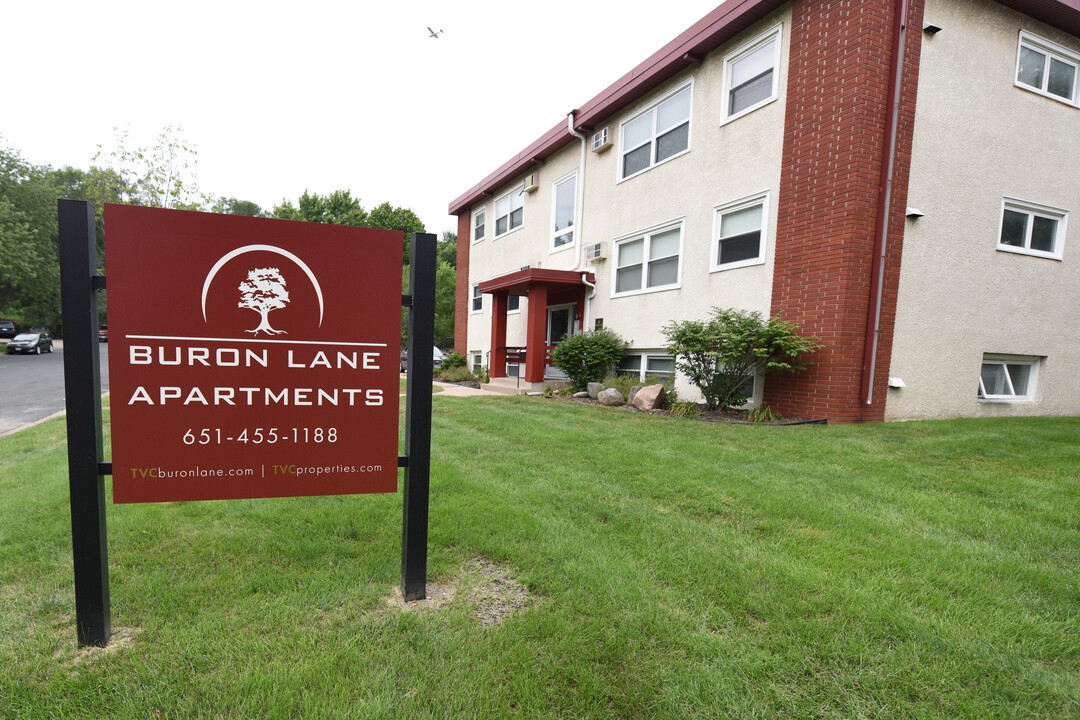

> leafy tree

[
  {"left": 437, "top": 230, "right": 457, "bottom": 268},
  {"left": 401, "top": 258, "right": 456, "bottom": 349},
  {"left": 367, "top": 202, "right": 425, "bottom": 264},
  {"left": 551, "top": 328, "right": 627, "bottom": 392},
  {"left": 271, "top": 189, "right": 367, "bottom": 226},
  {"left": 210, "top": 197, "right": 267, "bottom": 217},
  {"left": 663, "top": 308, "right": 821, "bottom": 410},
  {"left": 89, "top": 125, "right": 203, "bottom": 210}
]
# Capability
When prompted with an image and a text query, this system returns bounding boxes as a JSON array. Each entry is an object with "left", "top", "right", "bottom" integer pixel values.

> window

[
  {"left": 494, "top": 185, "right": 524, "bottom": 237},
  {"left": 472, "top": 208, "right": 486, "bottom": 244},
  {"left": 613, "top": 223, "right": 682, "bottom": 296},
  {"left": 713, "top": 192, "right": 769, "bottom": 271},
  {"left": 979, "top": 355, "right": 1040, "bottom": 401},
  {"left": 997, "top": 198, "right": 1066, "bottom": 259},
  {"left": 722, "top": 26, "right": 783, "bottom": 122},
  {"left": 471, "top": 352, "right": 483, "bottom": 375},
  {"left": 619, "top": 85, "right": 692, "bottom": 180},
  {"left": 1015, "top": 31, "right": 1079, "bottom": 105},
  {"left": 507, "top": 295, "right": 521, "bottom": 313},
  {"left": 617, "top": 353, "right": 676, "bottom": 381},
  {"left": 552, "top": 172, "right": 577, "bottom": 250},
  {"left": 471, "top": 284, "right": 482, "bottom": 313}
]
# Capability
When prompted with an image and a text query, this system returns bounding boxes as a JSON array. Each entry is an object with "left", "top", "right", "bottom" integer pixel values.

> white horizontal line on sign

[{"left": 126, "top": 334, "right": 389, "bottom": 348}]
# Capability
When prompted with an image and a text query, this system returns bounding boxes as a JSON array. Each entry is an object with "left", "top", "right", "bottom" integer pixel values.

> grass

[{"left": 1, "top": 398, "right": 1078, "bottom": 719}]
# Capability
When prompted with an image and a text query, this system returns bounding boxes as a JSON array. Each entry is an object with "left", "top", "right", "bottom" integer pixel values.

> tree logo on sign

[{"left": 238, "top": 267, "right": 290, "bottom": 336}]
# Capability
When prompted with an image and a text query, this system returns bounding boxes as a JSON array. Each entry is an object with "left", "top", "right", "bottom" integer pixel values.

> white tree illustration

[{"left": 238, "top": 268, "right": 290, "bottom": 336}]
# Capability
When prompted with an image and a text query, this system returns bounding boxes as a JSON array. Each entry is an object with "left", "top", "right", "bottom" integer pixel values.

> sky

[{"left": 2, "top": 0, "right": 724, "bottom": 238}]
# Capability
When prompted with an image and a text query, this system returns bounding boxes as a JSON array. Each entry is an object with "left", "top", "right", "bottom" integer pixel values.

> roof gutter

[{"left": 861, "top": 0, "right": 909, "bottom": 406}]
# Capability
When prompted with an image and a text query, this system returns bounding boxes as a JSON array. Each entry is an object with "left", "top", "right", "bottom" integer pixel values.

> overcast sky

[{"left": 3, "top": 0, "right": 723, "bottom": 238}]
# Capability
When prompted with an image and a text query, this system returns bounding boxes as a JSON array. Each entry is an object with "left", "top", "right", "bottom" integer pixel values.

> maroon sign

[{"left": 104, "top": 204, "right": 402, "bottom": 503}]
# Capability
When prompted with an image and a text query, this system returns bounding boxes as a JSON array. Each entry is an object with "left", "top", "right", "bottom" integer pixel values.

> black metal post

[
  {"left": 58, "top": 199, "right": 110, "bottom": 647},
  {"left": 401, "top": 233, "right": 436, "bottom": 601}
]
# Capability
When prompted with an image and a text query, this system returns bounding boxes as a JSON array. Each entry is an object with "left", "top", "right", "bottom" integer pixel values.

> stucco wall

[
  {"left": 887, "top": 0, "right": 1080, "bottom": 420},
  {"left": 466, "top": 4, "right": 793, "bottom": 400}
]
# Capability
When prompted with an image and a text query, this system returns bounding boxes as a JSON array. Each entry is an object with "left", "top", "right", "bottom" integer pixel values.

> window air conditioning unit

[
  {"left": 591, "top": 127, "right": 612, "bottom": 153},
  {"left": 523, "top": 173, "right": 539, "bottom": 193},
  {"left": 585, "top": 242, "right": 607, "bottom": 262}
]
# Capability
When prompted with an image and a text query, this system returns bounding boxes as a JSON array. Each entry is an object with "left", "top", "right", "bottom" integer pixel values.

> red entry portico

[{"left": 478, "top": 268, "right": 596, "bottom": 383}]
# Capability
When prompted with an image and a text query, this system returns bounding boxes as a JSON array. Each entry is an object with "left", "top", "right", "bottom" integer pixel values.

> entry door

[{"left": 546, "top": 304, "right": 576, "bottom": 345}]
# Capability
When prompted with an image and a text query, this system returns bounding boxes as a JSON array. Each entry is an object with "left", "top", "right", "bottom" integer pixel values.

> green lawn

[{"left": 1, "top": 398, "right": 1078, "bottom": 719}]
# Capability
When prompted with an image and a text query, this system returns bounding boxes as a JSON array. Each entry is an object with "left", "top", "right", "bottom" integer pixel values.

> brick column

[
  {"left": 453, "top": 213, "right": 471, "bottom": 355},
  {"left": 767, "top": 0, "right": 923, "bottom": 423}
]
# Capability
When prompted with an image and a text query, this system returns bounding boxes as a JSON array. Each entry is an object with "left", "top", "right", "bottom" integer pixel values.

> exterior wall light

[{"left": 906, "top": 208, "right": 924, "bottom": 218}]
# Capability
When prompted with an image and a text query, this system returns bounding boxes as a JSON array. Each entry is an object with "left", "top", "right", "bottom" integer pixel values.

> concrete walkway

[{"left": 432, "top": 381, "right": 504, "bottom": 397}]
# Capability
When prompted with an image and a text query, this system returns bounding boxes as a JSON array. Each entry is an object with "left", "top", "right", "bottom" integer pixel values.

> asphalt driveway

[{"left": 0, "top": 341, "right": 110, "bottom": 436}]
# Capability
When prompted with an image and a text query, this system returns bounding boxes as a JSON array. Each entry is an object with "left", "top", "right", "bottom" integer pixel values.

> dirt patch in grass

[
  {"left": 551, "top": 395, "right": 822, "bottom": 425},
  {"left": 54, "top": 626, "right": 139, "bottom": 670},
  {"left": 384, "top": 556, "right": 540, "bottom": 627}
]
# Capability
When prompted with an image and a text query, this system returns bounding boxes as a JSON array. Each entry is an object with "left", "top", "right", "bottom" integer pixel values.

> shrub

[
  {"left": 551, "top": 328, "right": 627, "bottom": 392},
  {"left": 437, "top": 366, "right": 476, "bottom": 383},
  {"left": 747, "top": 404, "right": 783, "bottom": 423},
  {"left": 441, "top": 351, "right": 467, "bottom": 370},
  {"left": 668, "top": 401, "right": 702, "bottom": 418},
  {"left": 663, "top": 308, "right": 821, "bottom": 411}
]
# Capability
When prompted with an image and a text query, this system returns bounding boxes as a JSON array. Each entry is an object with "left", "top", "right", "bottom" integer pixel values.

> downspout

[
  {"left": 566, "top": 110, "right": 594, "bottom": 331},
  {"left": 862, "top": 0, "right": 909, "bottom": 406}
]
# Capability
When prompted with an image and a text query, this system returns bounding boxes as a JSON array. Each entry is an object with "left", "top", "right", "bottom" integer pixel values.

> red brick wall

[
  {"left": 453, "top": 212, "right": 472, "bottom": 355},
  {"left": 766, "top": 0, "right": 923, "bottom": 423}
]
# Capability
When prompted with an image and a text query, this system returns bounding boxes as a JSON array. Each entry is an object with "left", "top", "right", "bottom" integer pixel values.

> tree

[
  {"left": 238, "top": 268, "right": 290, "bottom": 336},
  {"left": 272, "top": 189, "right": 367, "bottom": 226},
  {"left": 88, "top": 125, "right": 203, "bottom": 210},
  {"left": 401, "top": 258, "right": 456, "bottom": 349},
  {"left": 367, "top": 202, "right": 425, "bottom": 264},
  {"left": 210, "top": 197, "right": 267, "bottom": 217},
  {"left": 437, "top": 230, "right": 457, "bottom": 268},
  {"left": 662, "top": 308, "right": 821, "bottom": 410}
]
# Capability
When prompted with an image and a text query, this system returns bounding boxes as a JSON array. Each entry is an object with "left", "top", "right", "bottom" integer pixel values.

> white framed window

[
  {"left": 979, "top": 354, "right": 1040, "bottom": 401},
  {"left": 1015, "top": 31, "right": 1079, "bottom": 106},
  {"left": 471, "top": 283, "right": 482, "bottom": 314},
  {"left": 997, "top": 198, "right": 1066, "bottom": 260},
  {"left": 494, "top": 185, "right": 524, "bottom": 237},
  {"left": 551, "top": 171, "right": 577, "bottom": 251},
  {"left": 619, "top": 84, "right": 692, "bottom": 181},
  {"left": 617, "top": 353, "right": 676, "bottom": 381},
  {"left": 471, "top": 352, "right": 483, "bottom": 375},
  {"left": 507, "top": 295, "right": 521, "bottom": 313},
  {"left": 712, "top": 192, "right": 769, "bottom": 271},
  {"left": 612, "top": 222, "right": 683, "bottom": 296},
  {"left": 472, "top": 207, "right": 486, "bottom": 244},
  {"left": 722, "top": 25, "right": 783, "bottom": 123}
]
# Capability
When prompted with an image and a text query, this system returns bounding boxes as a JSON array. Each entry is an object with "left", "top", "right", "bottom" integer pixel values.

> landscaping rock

[
  {"left": 627, "top": 385, "right": 643, "bottom": 405},
  {"left": 587, "top": 382, "right": 605, "bottom": 399},
  {"left": 631, "top": 384, "right": 666, "bottom": 411},
  {"left": 597, "top": 388, "right": 625, "bottom": 406},
  {"left": 572, "top": 391, "right": 590, "bottom": 398}
]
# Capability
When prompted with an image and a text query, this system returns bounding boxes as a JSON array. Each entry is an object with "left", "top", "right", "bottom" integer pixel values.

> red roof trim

[{"left": 449, "top": 0, "right": 1080, "bottom": 217}]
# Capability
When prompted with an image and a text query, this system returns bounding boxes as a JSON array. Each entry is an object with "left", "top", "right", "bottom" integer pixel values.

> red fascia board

[
  {"left": 448, "top": 0, "right": 785, "bottom": 216},
  {"left": 478, "top": 269, "right": 596, "bottom": 295},
  {"left": 996, "top": 0, "right": 1080, "bottom": 36}
]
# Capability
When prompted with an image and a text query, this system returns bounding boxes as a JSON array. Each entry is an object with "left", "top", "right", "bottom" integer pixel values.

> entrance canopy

[{"left": 478, "top": 268, "right": 596, "bottom": 383}]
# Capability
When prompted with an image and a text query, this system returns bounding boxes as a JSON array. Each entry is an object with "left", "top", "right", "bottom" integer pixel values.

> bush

[
  {"left": 747, "top": 404, "right": 783, "bottom": 423},
  {"left": 551, "top": 329, "right": 627, "bottom": 392},
  {"left": 437, "top": 366, "right": 476, "bottom": 383},
  {"left": 668, "top": 401, "right": 702, "bottom": 418},
  {"left": 441, "top": 351, "right": 467, "bottom": 370},
  {"left": 663, "top": 308, "right": 821, "bottom": 411}
]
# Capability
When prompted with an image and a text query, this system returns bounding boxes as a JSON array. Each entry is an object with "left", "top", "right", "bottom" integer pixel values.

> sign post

[
  {"left": 58, "top": 199, "right": 111, "bottom": 647},
  {"left": 402, "top": 233, "right": 436, "bottom": 601}
]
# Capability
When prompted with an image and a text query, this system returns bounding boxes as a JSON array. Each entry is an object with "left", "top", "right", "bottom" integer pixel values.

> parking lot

[{"left": 0, "top": 341, "right": 110, "bottom": 436}]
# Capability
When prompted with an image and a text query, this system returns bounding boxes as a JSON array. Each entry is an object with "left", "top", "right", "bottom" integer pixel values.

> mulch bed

[{"left": 553, "top": 395, "right": 824, "bottom": 425}]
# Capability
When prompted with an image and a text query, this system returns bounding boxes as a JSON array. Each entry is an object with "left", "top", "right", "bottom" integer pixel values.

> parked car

[
  {"left": 399, "top": 346, "right": 446, "bottom": 372},
  {"left": 6, "top": 332, "right": 53, "bottom": 355},
  {"left": 29, "top": 326, "right": 51, "bottom": 339},
  {"left": 99, "top": 325, "right": 108, "bottom": 343},
  {"left": 0, "top": 320, "right": 16, "bottom": 339}
]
